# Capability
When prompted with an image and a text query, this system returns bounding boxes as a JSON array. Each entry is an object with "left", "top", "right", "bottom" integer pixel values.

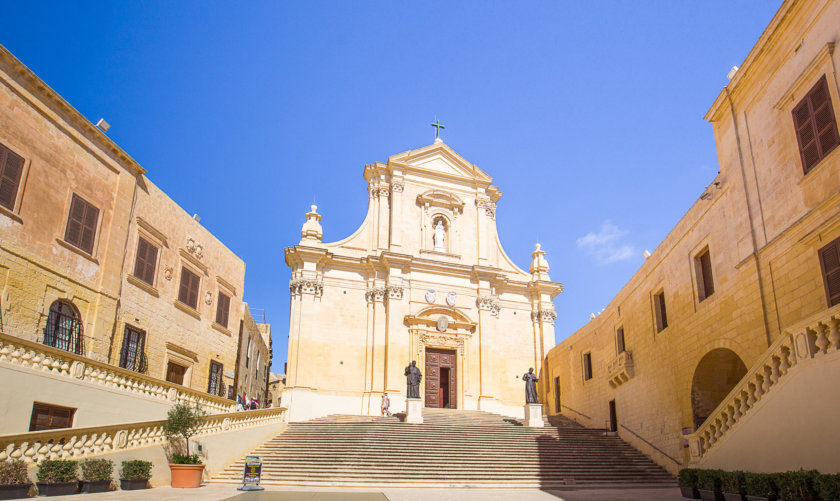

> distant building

[
  {"left": 267, "top": 372, "right": 286, "bottom": 407},
  {"left": 233, "top": 305, "right": 271, "bottom": 405}
]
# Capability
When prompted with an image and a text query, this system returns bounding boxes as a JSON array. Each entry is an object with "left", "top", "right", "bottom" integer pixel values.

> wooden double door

[{"left": 425, "top": 348, "right": 457, "bottom": 408}]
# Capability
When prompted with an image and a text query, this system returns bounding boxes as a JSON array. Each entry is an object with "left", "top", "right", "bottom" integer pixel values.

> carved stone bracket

[
  {"left": 391, "top": 182, "right": 404, "bottom": 193},
  {"left": 370, "top": 183, "right": 391, "bottom": 198},
  {"left": 289, "top": 279, "right": 324, "bottom": 297},
  {"left": 476, "top": 295, "right": 501, "bottom": 317},
  {"left": 365, "top": 287, "right": 387, "bottom": 303},
  {"left": 476, "top": 199, "right": 496, "bottom": 220},
  {"left": 607, "top": 351, "right": 634, "bottom": 388},
  {"left": 386, "top": 285, "right": 404, "bottom": 300},
  {"left": 531, "top": 309, "right": 557, "bottom": 324}
]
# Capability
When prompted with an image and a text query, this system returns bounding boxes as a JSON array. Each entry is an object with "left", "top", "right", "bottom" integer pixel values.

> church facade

[{"left": 283, "top": 140, "right": 563, "bottom": 421}]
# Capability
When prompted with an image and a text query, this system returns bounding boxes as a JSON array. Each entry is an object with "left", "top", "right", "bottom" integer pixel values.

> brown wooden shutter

[
  {"left": 178, "top": 267, "right": 200, "bottom": 309},
  {"left": 216, "top": 292, "right": 230, "bottom": 327},
  {"left": 794, "top": 76, "right": 840, "bottom": 173},
  {"left": 0, "top": 143, "right": 24, "bottom": 211},
  {"left": 64, "top": 195, "right": 98, "bottom": 254},
  {"left": 820, "top": 237, "right": 840, "bottom": 307},
  {"left": 133, "top": 237, "right": 158, "bottom": 285}
]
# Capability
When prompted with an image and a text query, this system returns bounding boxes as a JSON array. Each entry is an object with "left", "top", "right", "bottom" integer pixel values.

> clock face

[
  {"left": 446, "top": 291, "right": 457, "bottom": 306},
  {"left": 426, "top": 289, "right": 437, "bottom": 304}
]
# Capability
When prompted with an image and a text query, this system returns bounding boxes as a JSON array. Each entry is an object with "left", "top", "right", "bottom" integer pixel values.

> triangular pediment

[{"left": 388, "top": 141, "right": 493, "bottom": 184}]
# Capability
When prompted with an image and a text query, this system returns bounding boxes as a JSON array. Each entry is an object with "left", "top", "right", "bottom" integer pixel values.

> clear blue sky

[{"left": 3, "top": 2, "right": 781, "bottom": 373}]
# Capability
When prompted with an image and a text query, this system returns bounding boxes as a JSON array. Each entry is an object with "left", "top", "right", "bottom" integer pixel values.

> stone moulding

[
  {"left": 0, "top": 407, "right": 285, "bottom": 463},
  {"left": 686, "top": 303, "right": 840, "bottom": 463},
  {"left": 606, "top": 351, "right": 634, "bottom": 388},
  {"left": 475, "top": 198, "right": 496, "bottom": 220},
  {"left": 289, "top": 278, "right": 324, "bottom": 297},
  {"left": 0, "top": 332, "right": 234, "bottom": 415},
  {"left": 365, "top": 285, "right": 403, "bottom": 303},
  {"left": 530, "top": 309, "right": 557, "bottom": 324}
]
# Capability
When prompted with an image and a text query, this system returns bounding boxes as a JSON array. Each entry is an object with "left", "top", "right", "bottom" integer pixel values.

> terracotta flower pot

[{"left": 168, "top": 464, "right": 205, "bottom": 488}]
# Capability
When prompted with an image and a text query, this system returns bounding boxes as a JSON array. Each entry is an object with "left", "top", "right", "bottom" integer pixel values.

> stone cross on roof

[{"left": 430, "top": 118, "right": 445, "bottom": 140}]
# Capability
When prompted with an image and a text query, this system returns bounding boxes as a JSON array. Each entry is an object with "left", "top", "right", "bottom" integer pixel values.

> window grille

[{"left": 44, "top": 300, "right": 84, "bottom": 355}]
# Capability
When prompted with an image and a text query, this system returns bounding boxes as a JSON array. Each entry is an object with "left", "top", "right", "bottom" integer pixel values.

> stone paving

[{"left": 39, "top": 484, "right": 684, "bottom": 500}]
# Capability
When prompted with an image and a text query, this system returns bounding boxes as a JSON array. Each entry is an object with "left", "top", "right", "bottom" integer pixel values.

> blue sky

[{"left": 2, "top": 2, "right": 782, "bottom": 373}]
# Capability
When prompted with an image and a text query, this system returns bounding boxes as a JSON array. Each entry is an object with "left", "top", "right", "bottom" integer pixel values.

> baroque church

[{"left": 283, "top": 139, "right": 563, "bottom": 421}]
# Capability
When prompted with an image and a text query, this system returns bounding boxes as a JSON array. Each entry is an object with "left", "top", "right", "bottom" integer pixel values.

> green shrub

[
  {"left": 36, "top": 459, "right": 78, "bottom": 483},
  {"left": 678, "top": 468, "right": 699, "bottom": 488},
  {"left": 171, "top": 454, "right": 201, "bottom": 465},
  {"left": 697, "top": 469, "right": 722, "bottom": 491},
  {"left": 777, "top": 470, "right": 819, "bottom": 501},
  {"left": 80, "top": 459, "right": 113, "bottom": 481},
  {"left": 0, "top": 460, "right": 29, "bottom": 485},
  {"left": 745, "top": 472, "right": 778, "bottom": 498},
  {"left": 721, "top": 470, "right": 746, "bottom": 495},
  {"left": 120, "top": 460, "right": 152, "bottom": 480},
  {"left": 816, "top": 473, "right": 840, "bottom": 501},
  {"left": 162, "top": 403, "right": 207, "bottom": 461}
]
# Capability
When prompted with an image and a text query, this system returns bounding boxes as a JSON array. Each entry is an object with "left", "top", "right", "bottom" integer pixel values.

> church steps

[{"left": 211, "top": 411, "right": 674, "bottom": 488}]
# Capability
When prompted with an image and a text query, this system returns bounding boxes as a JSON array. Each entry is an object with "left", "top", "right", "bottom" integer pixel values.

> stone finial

[
  {"left": 300, "top": 204, "right": 323, "bottom": 243},
  {"left": 529, "top": 243, "right": 550, "bottom": 281}
]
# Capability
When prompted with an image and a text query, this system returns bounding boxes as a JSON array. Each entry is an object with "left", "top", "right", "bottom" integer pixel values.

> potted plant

[
  {"left": 78, "top": 459, "right": 112, "bottom": 494},
  {"left": 0, "top": 460, "right": 31, "bottom": 500},
  {"left": 119, "top": 460, "right": 151, "bottom": 491},
  {"left": 162, "top": 403, "right": 207, "bottom": 488},
  {"left": 697, "top": 469, "right": 724, "bottom": 501},
  {"left": 816, "top": 473, "right": 840, "bottom": 501},
  {"left": 744, "top": 473, "right": 777, "bottom": 501},
  {"left": 776, "top": 470, "right": 819, "bottom": 501},
  {"left": 35, "top": 459, "right": 78, "bottom": 496},
  {"left": 721, "top": 471, "right": 746, "bottom": 501},
  {"left": 679, "top": 468, "right": 701, "bottom": 499}
]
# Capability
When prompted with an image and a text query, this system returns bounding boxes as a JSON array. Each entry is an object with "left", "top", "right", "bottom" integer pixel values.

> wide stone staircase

[{"left": 211, "top": 408, "right": 675, "bottom": 488}]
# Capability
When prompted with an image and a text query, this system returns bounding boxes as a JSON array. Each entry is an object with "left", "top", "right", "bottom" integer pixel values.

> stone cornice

[{"left": 0, "top": 45, "right": 146, "bottom": 177}]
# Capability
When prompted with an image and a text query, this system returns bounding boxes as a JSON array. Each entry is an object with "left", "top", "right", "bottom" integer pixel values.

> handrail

[
  {"left": 620, "top": 424, "right": 681, "bottom": 466},
  {"left": 561, "top": 404, "right": 591, "bottom": 420},
  {"left": 0, "top": 407, "right": 285, "bottom": 463},
  {"left": 0, "top": 332, "right": 235, "bottom": 414},
  {"left": 686, "top": 303, "right": 840, "bottom": 463}
]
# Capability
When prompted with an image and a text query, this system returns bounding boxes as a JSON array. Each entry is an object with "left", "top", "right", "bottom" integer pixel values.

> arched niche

[{"left": 690, "top": 348, "right": 748, "bottom": 429}]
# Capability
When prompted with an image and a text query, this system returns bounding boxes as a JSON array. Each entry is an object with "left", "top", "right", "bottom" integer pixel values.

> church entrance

[{"left": 425, "top": 348, "right": 456, "bottom": 408}]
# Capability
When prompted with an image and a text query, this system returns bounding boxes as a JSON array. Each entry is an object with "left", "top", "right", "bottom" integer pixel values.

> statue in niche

[
  {"left": 522, "top": 368, "right": 539, "bottom": 404},
  {"left": 433, "top": 220, "right": 446, "bottom": 252},
  {"left": 404, "top": 360, "right": 423, "bottom": 399}
]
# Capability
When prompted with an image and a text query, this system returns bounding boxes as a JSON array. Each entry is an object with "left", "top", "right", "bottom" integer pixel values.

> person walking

[{"left": 381, "top": 392, "right": 391, "bottom": 417}]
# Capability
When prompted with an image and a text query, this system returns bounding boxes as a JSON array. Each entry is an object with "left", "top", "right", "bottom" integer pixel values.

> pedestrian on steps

[{"left": 381, "top": 392, "right": 391, "bottom": 416}]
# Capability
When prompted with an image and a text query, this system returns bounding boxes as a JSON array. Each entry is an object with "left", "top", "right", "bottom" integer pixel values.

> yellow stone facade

[
  {"left": 233, "top": 304, "right": 272, "bottom": 404},
  {"left": 542, "top": 0, "right": 840, "bottom": 473},
  {"left": 0, "top": 44, "right": 261, "bottom": 415},
  {"left": 284, "top": 140, "right": 563, "bottom": 421}
]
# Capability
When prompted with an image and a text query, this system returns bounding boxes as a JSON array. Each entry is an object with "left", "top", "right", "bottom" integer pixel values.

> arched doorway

[
  {"left": 691, "top": 348, "right": 747, "bottom": 429},
  {"left": 44, "top": 300, "right": 84, "bottom": 355}
]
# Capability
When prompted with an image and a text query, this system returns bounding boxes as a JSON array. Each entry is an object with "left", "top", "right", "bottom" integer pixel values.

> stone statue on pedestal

[
  {"left": 405, "top": 360, "right": 422, "bottom": 399},
  {"left": 522, "top": 368, "right": 539, "bottom": 404},
  {"left": 433, "top": 220, "right": 446, "bottom": 252}
]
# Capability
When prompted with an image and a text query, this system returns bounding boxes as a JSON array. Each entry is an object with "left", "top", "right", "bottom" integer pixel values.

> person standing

[{"left": 381, "top": 392, "right": 391, "bottom": 416}]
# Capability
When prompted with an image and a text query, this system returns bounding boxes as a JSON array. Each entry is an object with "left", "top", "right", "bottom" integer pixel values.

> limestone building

[
  {"left": 542, "top": 0, "right": 840, "bottom": 474},
  {"left": 233, "top": 305, "right": 272, "bottom": 404},
  {"left": 0, "top": 44, "right": 268, "bottom": 432},
  {"left": 284, "top": 140, "right": 563, "bottom": 421}
]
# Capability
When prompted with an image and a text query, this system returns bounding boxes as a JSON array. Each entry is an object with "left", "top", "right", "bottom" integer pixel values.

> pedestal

[
  {"left": 524, "top": 403, "right": 544, "bottom": 427},
  {"left": 405, "top": 398, "right": 423, "bottom": 424}
]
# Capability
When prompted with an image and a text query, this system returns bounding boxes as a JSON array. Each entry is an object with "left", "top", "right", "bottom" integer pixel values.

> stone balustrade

[
  {"left": 0, "top": 332, "right": 235, "bottom": 415},
  {"left": 687, "top": 303, "right": 840, "bottom": 463},
  {"left": 606, "top": 351, "right": 633, "bottom": 388},
  {"left": 0, "top": 407, "right": 285, "bottom": 463}
]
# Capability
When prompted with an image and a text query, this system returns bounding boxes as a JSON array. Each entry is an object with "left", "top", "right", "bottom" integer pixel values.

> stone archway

[{"left": 691, "top": 348, "right": 748, "bottom": 429}]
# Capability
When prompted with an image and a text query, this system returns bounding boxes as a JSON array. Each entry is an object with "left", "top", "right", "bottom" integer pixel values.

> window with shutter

[
  {"left": 29, "top": 402, "right": 76, "bottom": 431},
  {"left": 178, "top": 267, "right": 200, "bottom": 309},
  {"left": 793, "top": 75, "right": 840, "bottom": 174},
  {"left": 819, "top": 237, "right": 840, "bottom": 307},
  {"left": 0, "top": 142, "right": 24, "bottom": 211},
  {"left": 133, "top": 237, "right": 159, "bottom": 286},
  {"left": 583, "top": 353, "right": 593, "bottom": 381},
  {"left": 216, "top": 292, "right": 231, "bottom": 328},
  {"left": 64, "top": 194, "right": 99, "bottom": 254},
  {"left": 654, "top": 291, "right": 668, "bottom": 332},
  {"left": 166, "top": 361, "right": 187, "bottom": 385},
  {"left": 695, "top": 248, "right": 715, "bottom": 301}
]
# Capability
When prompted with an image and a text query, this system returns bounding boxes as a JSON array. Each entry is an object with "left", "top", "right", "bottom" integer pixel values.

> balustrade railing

[
  {"left": 0, "top": 407, "right": 285, "bottom": 463},
  {"left": 687, "top": 303, "right": 840, "bottom": 463},
  {"left": 0, "top": 332, "right": 235, "bottom": 415}
]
